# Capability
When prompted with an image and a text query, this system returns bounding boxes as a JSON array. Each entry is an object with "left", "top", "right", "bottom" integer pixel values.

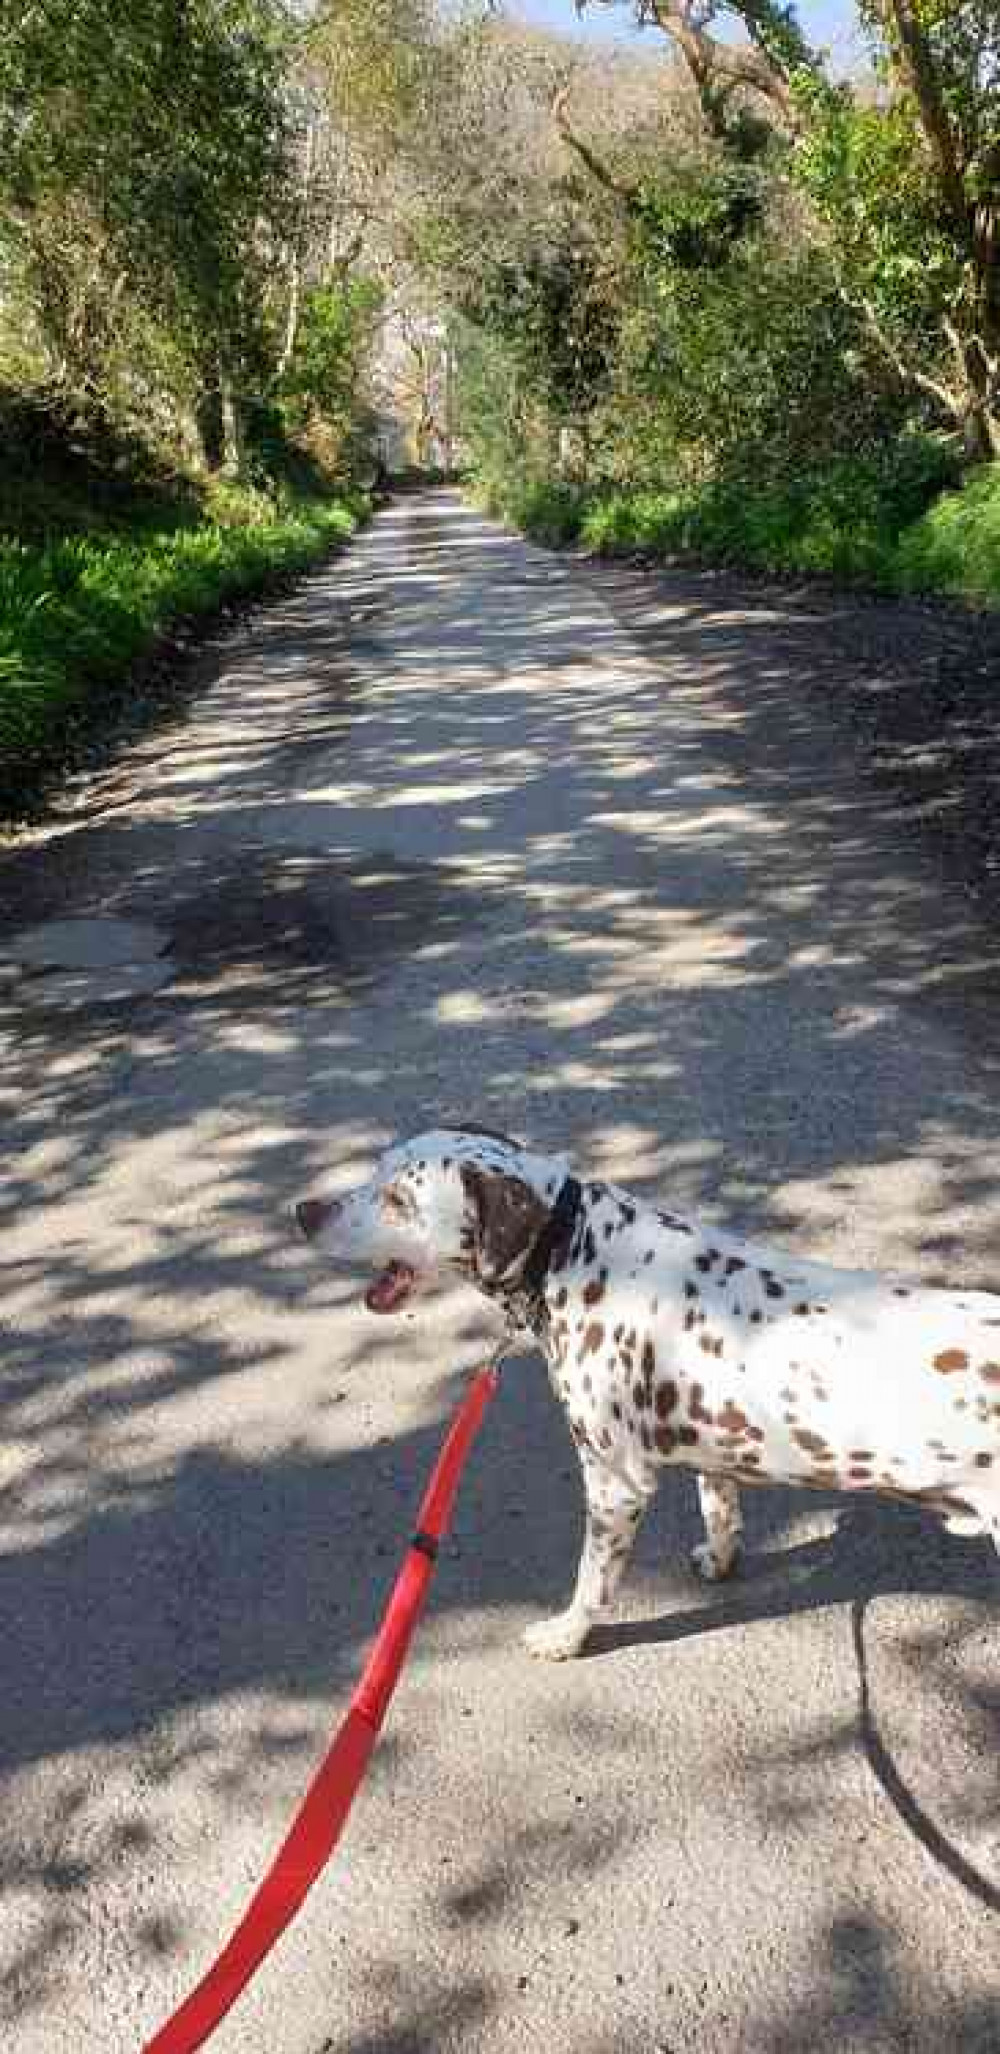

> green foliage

[
  {"left": 278, "top": 278, "right": 382, "bottom": 458},
  {"left": 0, "top": 485, "right": 363, "bottom": 803},
  {"left": 466, "top": 244, "right": 619, "bottom": 425},
  {"left": 602, "top": 224, "right": 901, "bottom": 491},
  {"left": 0, "top": 0, "right": 293, "bottom": 427},
  {"left": 632, "top": 166, "right": 764, "bottom": 274},
  {"left": 496, "top": 436, "right": 988, "bottom": 602},
  {"left": 473, "top": 471, "right": 585, "bottom": 545},
  {"left": 796, "top": 91, "right": 959, "bottom": 370},
  {"left": 896, "top": 463, "right": 1000, "bottom": 601}
]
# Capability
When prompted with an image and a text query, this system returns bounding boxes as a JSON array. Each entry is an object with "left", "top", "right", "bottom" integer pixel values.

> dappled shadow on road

[
  {"left": 745, "top": 1910, "right": 1000, "bottom": 2053},
  {"left": 2, "top": 490, "right": 1000, "bottom": 2045}
]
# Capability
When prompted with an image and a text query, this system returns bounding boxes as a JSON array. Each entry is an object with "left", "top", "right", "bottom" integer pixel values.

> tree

[
  {"left": 858, "top": 1, "right": 999, "bottom": 456},
  {"left": 0, "top": 0, "right": 294, "bottom": 467},
  {"left": 579, "top": 0, "right": 1000, "bottom": 455}
]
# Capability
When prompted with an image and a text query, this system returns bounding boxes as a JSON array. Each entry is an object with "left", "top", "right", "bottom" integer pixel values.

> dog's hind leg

[
  {"left": 524, "top": 1453, "right": 652, "bottom": 1661},
  {"left": 692, "top": 1473, "right": 743, "bottom": 1582}
]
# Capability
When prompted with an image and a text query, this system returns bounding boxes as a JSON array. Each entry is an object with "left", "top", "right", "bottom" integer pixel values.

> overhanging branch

[{"left": 551, "top": 86, "right": 638, "bottom": 207}]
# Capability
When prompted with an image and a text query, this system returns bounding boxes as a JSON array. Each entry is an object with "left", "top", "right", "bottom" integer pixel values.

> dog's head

[{"left": 296, "top": 1128, "right": 571, "bottom": 1313}]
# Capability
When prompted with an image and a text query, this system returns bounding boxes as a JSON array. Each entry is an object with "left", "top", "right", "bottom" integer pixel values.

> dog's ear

[{"left": 460, "top": 1165, "right": 551, "bottom": 1285}]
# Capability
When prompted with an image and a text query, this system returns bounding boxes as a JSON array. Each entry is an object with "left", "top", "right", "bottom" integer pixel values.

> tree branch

[
  {"left": 551, "top": 85, "right": 638, "bottom": 206},
  {"left": 649, "top": 0, "right": 799, "bottom": 125},
  {"left": 869, "top": 0, "right": 968, "bottom": 229},
  {"left": 579, "top": 1, "right": 801, "bottom": 132},
  {"left": 853, "top": 291, "right": 962, "bottom": 418}
]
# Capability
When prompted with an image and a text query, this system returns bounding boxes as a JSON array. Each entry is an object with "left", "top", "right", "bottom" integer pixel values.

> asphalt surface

[{"left": 2, "top": 489, "right": 1000, "bottom": 2053}]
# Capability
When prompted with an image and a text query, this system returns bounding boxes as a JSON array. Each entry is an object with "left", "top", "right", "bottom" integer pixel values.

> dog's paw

[
  {"left": 691, "top": 1538, "right": 743, "bottom": 1584},
  {"left": 523, "top": 1611, "right": 590, "bottom": 1661}
]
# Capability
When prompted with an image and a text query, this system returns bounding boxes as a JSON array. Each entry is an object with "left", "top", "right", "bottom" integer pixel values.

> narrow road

[{"left": 2, "top": 491, "right": 999, "bottom": 2053}]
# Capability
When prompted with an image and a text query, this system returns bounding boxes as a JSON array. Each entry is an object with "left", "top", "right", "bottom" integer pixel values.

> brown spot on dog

[
  {"left": 684, "top": 1309, "right": 697, "bottom": 1332},
  {"left": 583, "top": 1274, "right": 607, "bottom": 1307},
  {"left": 656, "top": 1378, "right": 678, "bottom": 1420},
  {"left": 793, "top": 1428, "right": 830, "bottom": 1457},
  {"left": 678, "top": 1424, "right": 699, "bottom": 1446},
  {"left": 763, "top": 1275, "right": 784, "bottom": 1299},
  {"left": 893, "top": 1287, "right": 911, "bottom": 1298},
  {"left": 684, "top": 1280, "right": 700, "bottom": 1301},
  {"left": 934, "top": 1349, "right": 969, "bottom": 1374},
  {"left": 689, "top": 1383, "right": 714, "bottom": 1426},
  {"left": 582, "top": 1322, "right": 605, "bottom": 1356},
  {"left": 718, "top": 1402, "right": 748, "bottom": 1435},
  {"left": 642, "top": 1337, "right": 656, "bottom": 1382},
  {"left": 654, "top": 1425, "right": 676, "bottom": 1456},
  {"left": 850, "top": 1450, "right": 874, "bottom": 1463},
  {"left": 695, "top": 1253, "right": 713, "bottom": 1274},
  {"left": 975, "top": 1452, "right": 994, "bottom": 1468},
  {"left": 793, "top": 1303, "right": 811, "bottom": 1317},
  {"left": 633, "top": 1383, "right": 647, "bottom": 1411},
  {"left": 750, "top": 1310, "right": 763, "bottom": 1325},
  {"left": 980, "top": 1362, "right": 1000, "bottom": 1384},
  {"left": 724, "top": 1256, "right": 747, "bottom": 1277},
  {"left": 848, "top": 1465, "right": 873, "bottom": 1483}
]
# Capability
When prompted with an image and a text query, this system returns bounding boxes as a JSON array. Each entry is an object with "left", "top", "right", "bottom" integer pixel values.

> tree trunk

[
  {"left": 196, "top": 360, "right": 243, "bottom": 473},
  {"left": 196, "top": 369, "right": 226, "bottom": 470},
  {"left": 220, "top": 378, "right": 243, "bottom": 475}
]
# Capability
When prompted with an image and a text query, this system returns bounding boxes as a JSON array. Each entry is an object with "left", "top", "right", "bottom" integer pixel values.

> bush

[
  {"left": 896, "top": 464, "right": 1000, "bottom": 602},
  {"left": 485, "top": 437, "right": 981, "bottom": 600}
]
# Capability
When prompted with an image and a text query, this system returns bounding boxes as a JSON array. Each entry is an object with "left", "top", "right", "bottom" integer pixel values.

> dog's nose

[{"left": 296, "top": 1196, "right": 338, "bottom": 1240}]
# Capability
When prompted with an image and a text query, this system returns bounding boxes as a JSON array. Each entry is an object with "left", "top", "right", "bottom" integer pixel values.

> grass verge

[
  {"left": 0, "top": 482, "right": 366, "bottom": 819},
  {"left": 474, "top": 443, "right": 1000, "bottom": 608}
]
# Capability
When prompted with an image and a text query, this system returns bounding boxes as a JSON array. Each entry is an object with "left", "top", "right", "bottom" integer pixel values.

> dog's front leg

[{"left": 525, "top": 1452, "right": 651, "bottom": 1661}]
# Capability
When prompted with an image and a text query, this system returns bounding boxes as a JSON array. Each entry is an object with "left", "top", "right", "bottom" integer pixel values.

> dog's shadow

[
  {"left": 587, "top": 1496, "right": 1000, "bottom": 1914},
  {"left": 588, "top": 1495, "right": 997, "bottom": 1656}
]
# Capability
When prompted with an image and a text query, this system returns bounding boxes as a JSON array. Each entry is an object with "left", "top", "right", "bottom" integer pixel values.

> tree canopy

[{"left": 1, "top": 0, "right": 997, "bottom": 486}]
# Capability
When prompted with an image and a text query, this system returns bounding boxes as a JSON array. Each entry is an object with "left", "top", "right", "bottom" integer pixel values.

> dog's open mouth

[{"left": 365, "top": 1261, "right": 417, "bottom": 1314}]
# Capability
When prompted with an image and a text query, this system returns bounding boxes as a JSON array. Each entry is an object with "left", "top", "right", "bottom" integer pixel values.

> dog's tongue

[{"left": 365, "top": 1262, "right": 416, "bottom": 1314}]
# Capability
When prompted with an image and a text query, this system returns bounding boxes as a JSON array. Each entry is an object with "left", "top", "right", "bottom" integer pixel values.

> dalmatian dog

[{"left": 297, "top": 1127, "right": 1000, "bottom": 1660}]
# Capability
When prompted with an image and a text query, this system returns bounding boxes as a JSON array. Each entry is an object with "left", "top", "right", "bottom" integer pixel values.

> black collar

[{"left": 520, "top": 1174, "right": 583, "bottom": 1299}]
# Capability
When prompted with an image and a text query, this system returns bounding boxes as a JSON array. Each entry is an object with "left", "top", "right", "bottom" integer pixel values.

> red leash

[{"left": 142, "top": 1363, "right": 500, "bottom": 2054}]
